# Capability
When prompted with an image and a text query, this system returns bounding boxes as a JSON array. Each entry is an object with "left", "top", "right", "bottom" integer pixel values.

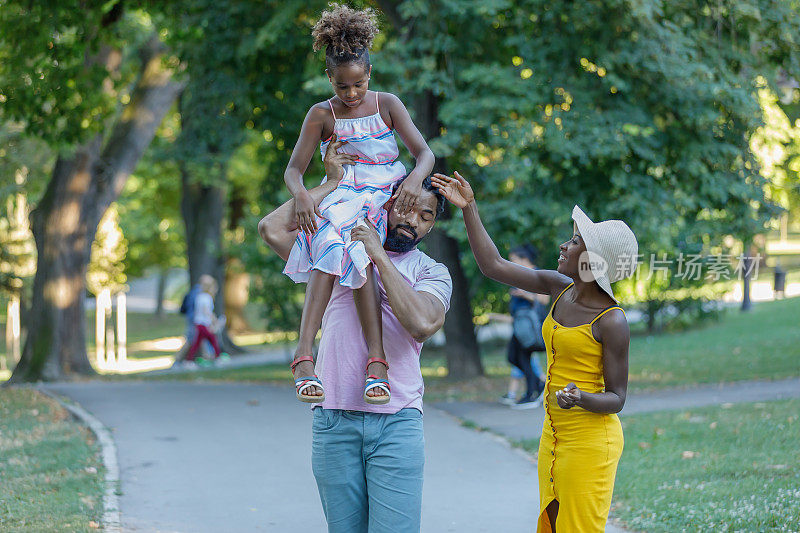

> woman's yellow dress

[{"left": 537, "top": 283, "right": 625, "bottom": 532}]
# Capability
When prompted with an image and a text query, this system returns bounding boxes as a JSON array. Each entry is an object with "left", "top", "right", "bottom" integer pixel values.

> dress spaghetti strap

[
  {"left": 327, "top": 99, "right": 337, "bottom": 120},
  {"left": 590, "top": 305, "right": 625, "bottom": 325},
  {"left": 375, "top": 91, "right": 380, "bottom": 116}
]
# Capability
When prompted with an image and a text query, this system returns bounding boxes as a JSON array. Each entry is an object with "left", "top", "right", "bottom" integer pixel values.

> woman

[{"left": 431, "top": 172, "right": 638, "bottom": 532}]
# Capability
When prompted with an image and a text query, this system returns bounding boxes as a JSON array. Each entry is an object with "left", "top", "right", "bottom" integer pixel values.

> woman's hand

[
  {"left": 294, "top": 190, "right": 320, "bottom": 235},
  {"left": 392, "top": 175, "right": 423, "bottom": 214},
  {"left": 555, "top": 383, "right": 582, "bottom": 409},
  {"left": 323, "top": 133, "right": 356, "bottom": 183},
  {"left": 430, "top": 171, "right": 475, "bottom": 208}
]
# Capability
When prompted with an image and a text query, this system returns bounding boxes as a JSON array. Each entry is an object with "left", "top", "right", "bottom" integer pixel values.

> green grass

[
  {"left": 0, "top": 388, "right": 104, "bottom": 532},
  {"left": 87, "top": 311, "right": 185, "bottom": 359},
  {"left": 424, "top": 296, "right": 800, "bottom": 400},
  {"left": 610, "top": 399, "right": 800, "bottom": 532},
  {"left": 627, "top": 296, "right": 800, "bottom": 390}
]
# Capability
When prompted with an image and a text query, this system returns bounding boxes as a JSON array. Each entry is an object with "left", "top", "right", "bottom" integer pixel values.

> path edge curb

[{"left": 38, "top": 386, "right": 122, "bottom": 533}]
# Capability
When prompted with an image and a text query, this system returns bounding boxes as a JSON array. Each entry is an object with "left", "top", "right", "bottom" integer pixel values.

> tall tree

[
  {"left": 375, "top": 0, "right": 484, "bottom": 378},
  {"left": 2, "top": 4, "right": 183, "bottom": 381},
  {"left": 373, "top": 0, "right": 798, "bottom": 333},
  {"left": 160, "top": 1, "right": 328, "bottom": 336},
  {"left": 117, "top": 115, "right": 187, "bottom": 318}
]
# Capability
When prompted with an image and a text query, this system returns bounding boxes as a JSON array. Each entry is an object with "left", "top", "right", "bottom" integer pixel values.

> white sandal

[
  {"left": 363, "top": 357, "right": 390, "bottom": 405},
  {"left": 291, "top": 355, "right": 325, "bottom": 403}
]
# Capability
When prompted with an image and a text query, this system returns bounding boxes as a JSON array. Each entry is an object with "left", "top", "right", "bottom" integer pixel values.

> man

[{"left": 257, "top": 141, "right": 451, "bottom": 533}]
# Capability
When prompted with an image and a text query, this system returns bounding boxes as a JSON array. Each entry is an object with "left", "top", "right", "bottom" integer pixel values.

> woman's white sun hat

[{"left": 571, "top": 206, "right": 639, "bottom": 301}]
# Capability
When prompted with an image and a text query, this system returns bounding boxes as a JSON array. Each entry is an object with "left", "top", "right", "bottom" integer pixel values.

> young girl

[
  {"left": 185, "top": 275, "right": 228, "bottom": 366},
  {"left": 283, "top": 5, "right": 434, "bottom": 405}
]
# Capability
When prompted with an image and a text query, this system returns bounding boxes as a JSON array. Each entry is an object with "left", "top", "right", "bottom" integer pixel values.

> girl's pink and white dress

[{"left": 283, "top": 94, "right": 406, "bottom": 289}]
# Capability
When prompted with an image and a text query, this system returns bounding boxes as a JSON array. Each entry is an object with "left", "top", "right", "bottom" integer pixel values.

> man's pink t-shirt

[{"left": 315, "top": 248, "right": 452, "bottom": 414}]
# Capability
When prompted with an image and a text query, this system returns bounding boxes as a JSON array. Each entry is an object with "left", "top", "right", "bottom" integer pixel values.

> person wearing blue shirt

[{"left": 506, "top": 245, "right": 548, "bottom": 409}]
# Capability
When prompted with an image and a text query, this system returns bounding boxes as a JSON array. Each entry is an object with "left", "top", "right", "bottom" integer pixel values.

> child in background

[{"left": 185, "top": 275, "right": 229, "bottom": 367}]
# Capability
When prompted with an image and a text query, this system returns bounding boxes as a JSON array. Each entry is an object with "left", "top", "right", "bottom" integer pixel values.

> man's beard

[{"left": 384, "top": 223, "right": 420, "bottom": 253}]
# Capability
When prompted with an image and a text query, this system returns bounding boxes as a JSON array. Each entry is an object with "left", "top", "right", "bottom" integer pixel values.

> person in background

[
  {"left": 500, "top": 365, "right": 527, "bottom": 405},
  {"left": 506, "top": 244, "right": 548, "bottom": 409},
  {"left": 184, "top": 275, "right": 229, "bottom": 367},
  {"left": 178, "top": 275, "right": 214, "bottom": 363}
]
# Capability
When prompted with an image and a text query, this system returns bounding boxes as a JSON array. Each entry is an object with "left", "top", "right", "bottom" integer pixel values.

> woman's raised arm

[{"left": 431, "top": 172, "right": 571, "bottom": 296}]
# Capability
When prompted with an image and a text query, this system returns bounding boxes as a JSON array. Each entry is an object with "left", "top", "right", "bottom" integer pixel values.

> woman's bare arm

[
  {"left": 557, "top": 310, "right": 630, "bottom": 414},
  {"left": 431, "top": 172, "right": 571, "bottom": 296}
]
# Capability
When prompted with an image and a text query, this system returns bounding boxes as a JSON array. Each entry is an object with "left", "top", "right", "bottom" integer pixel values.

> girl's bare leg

[
  {"left": 258, "top": 182, "right": 342, "bottom": 261},
  {"left": 292, "top": 270, "right": 336, "bottom": 396},
  {"left": 353, "top": 265, "right": 388, "bottom": 398}
]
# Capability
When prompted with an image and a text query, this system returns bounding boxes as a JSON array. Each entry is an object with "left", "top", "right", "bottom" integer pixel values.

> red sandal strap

[
  {"left": 366, "top": 357, "right": 388, "bottom": 370},
  {"left": 291, "top": 355, "right": 314, "bottom": 371}
]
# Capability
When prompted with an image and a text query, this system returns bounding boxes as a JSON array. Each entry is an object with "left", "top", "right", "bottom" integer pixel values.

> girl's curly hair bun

[{"left": 312, "top": 4, "right": 379, "bottom": 60}]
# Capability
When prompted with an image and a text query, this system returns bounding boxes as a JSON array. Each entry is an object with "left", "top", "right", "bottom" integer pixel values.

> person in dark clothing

[{"left": 507, "top": 245, "right": 548, "bottom": 409}]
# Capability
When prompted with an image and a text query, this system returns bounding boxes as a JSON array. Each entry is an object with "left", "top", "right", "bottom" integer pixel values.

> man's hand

[
  {"left": 323, "top": 133, "right": 356, "bottom": 183},
  {"left": 351, "top": 220, "right": 384, "bottom": 259},
  {"left": 430, "top": 171, "right": 475, "bottom": 208}
]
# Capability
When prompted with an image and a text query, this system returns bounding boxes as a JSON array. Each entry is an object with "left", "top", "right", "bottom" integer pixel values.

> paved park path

[
  {"left": 48, "top": 381, "right": 603, "bottom": 533},
  {"left": 434, "top": 377, "right": 800, "bottom": 442},
  {"left": 44, "top": 375, "right": 799, "bottom": 532}
]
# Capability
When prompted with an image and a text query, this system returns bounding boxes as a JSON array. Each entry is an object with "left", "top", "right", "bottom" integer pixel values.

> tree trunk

[
  {"left": 9, "top": 38, "right": 183, "bottom": 383},
  {"left": 224, "top": 258, "right": 251, "bottom": 334},
  {"left": 415, "top": 89, "right": 483, "bottom": 378},
  {"left": 155, "top": 267, "right": 168, "bottom": 317},
  {"left": 424, "top": 226, "right": 484, "bottom": 378},
  {"left": 741, "top": 241, "right": 753, "bottom": 312},
  {"left": 180, "top": 165, "right": 226, "bottom": 288},
  {"left": 178, "top": 157, "right": 244, "bottom": 353},
  {"left": 223, "top": 183, "right": 251, "bottom": 333},
  {"left": 647, "top": 300, "right": 657, "bottom": 334}
]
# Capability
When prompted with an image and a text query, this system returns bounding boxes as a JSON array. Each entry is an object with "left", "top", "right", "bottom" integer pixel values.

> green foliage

[
  {"left": 151, "top": 0, "right": 800, "bottom": 329},
  {"left": 117, "top": 111, "right": 186, "bottom": 278},
  {"left": 375, "top": 0, "right": 800, "bottom": 316},
  {"left": 0, "top": 1, "right": 152, "bottom": 148},
  {"left": 4, "top": 0, "right": 799, "bottom": 338},
  {"left": 86, "top": 205, "right": 127, "bottom": 295},
  {"left": 150, "top": 2, "right": 331, "bottom": 329},
  {"left": 226, "top": 132, "right": 308, "bottom": 330},
  {"left": 0, "top": 124, "right": 52, "bottom": 298},
  {"left": 752, "top": 83, "right": 800, "bottom": 217}
]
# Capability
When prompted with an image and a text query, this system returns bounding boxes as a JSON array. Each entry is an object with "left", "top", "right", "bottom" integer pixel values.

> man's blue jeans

[{"left": 311, "top": 408, "right": 425, "bottom": 533}]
